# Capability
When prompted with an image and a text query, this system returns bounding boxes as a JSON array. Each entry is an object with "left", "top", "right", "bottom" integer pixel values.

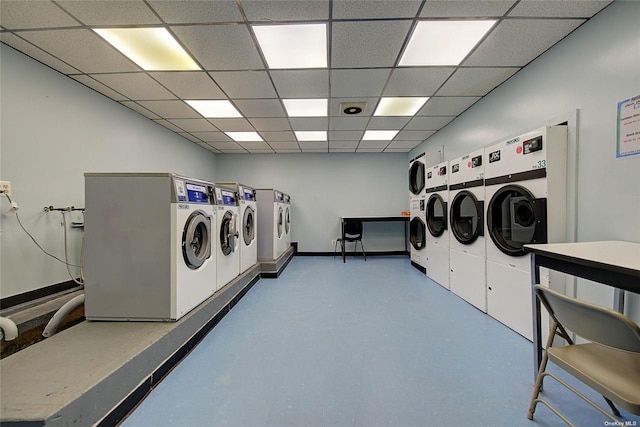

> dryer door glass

[
  {"left": 410, "top": 217, "right": 426, "bottom": 250},
  {"left": 285, "top": 208, "right": 290, "bottom": 233},
  {"left": 426, "top": 194, "right": 447, "bottom": 237},
  {"left": 183, "top": 211, "right": 211, "bottom": 269},
  {"left": 277, "top": 207, "right": 284, "bottom": 238},
  {"left": 487, "top": 185, "right": 546, "bottom": 256},
  {"left": 243, "top": 207, "right": 255, "bottom": 246},
  {"left": 220, "top": 211, "right": 237, "bottom": 256},
  {"left": 450, "top": 191, "right": 483, "bottom": 245},
  {"left": 409, "top": 161, "right": 425, "bottom": 195}
]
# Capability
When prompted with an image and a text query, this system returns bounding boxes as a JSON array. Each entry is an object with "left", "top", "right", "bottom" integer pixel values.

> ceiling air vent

[{"left": 340, "top": 102, "right": 367, "bottom": 115}]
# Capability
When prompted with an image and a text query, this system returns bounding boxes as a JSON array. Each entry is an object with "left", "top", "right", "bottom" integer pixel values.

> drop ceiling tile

[
  {"left": 330, "top": 148, "right": 356, "bottom": 153},
  {"left": 195, "top": 141, "right": 215, "bottom": 150},
  {"left": 220, "top": 149, "right": 249, "bottom": 153},
  {"left": 396, "top": 130, "right": 435, "bottom": 140},
  {"left": 465, "top": 19, "right": 584, "bottom": 67},
  {"left": 149, "top": 72, "right": 225, "bottom": 99},
  {"left": 209, "top": 71, "right": 276, "bottom": 98},
  {"left": 153, "top": 120, "right": 185, "bottom": 133},
  {"left": 0, "top": 1, "right": 80, "bottom": 29},
  {"left": 331, "top": 20, "right": 412, "bottom": 68},
  {"left": 251, "top": 149, "right": 277, "bottom": 153},
  {"left": 168, "top": 119, "right": 218, "bottom": 132},
  {"left": 386, "top": 140, "right": 422, "bottom": 149},
  {"left": 0, "top": 33, "right": 80, "bottom": 74},
  {"left": 384, "top": 148, "right": 412, "bottom": 152},
  {"left": 147, "top": 0, "right": 243, "bottom": 23},
  {"left": 241, "top": 1, "right": 329, "bottom": 21},
  {"left": 330, "top": 69, "right": 391, "bottom": 97},
  {"left": 436, "top": 67, "right": 519, "bottom": 96},
  {"left": 275, "top": 149, "right": 302, "bottom": 153},
  {"left": 302, "top": 149, "right": 329, "bottom": 153},
  {"left": 328, "top": 131, "right": 363, "bottom": 141},
  {"left": 332, "top": 0, "right": 421, "bottom": 19},
  {"left": 329, "top": 140, "right": 359, "bottom": 149},
  {"left": 299, "top": 141, "right": 328, "bottom": 150},
  {"left": 261, "top": 131, "right": 297, "bottom": 142},
  {"left": 417, "top": 96, "right": 480, "bottom": 116},
  {"left": 138, "top": 100, "right": 201, "bottom": 118},
  {"left": 234, "top": 99, "right": 285, "bottom": 118},
  {"left": 208, "top": 141, "right": 245, "bottom": 151},
  {"left": 289, "top": 118, "right": 329, "bottom": 130},
  {"left": 405, "top": 116, "right": 455, "bottom": 130},
  {"left": 248, "top": 117, "right": 291, "bottom": 131},
  {"left": 508, "top": 0, "right": 612, "bottom": 17},
  {"left": 367, "top": 117, "right": 412, "bottom": 129},
  {"left": 180, "top": 133, "right": 205, "bottom": 143},
  {"left": 207, "top": 118, "right": 254, "bottom": 131},
  {"left": 358, "top": 140, "right": 390, "bottom": 149},
  {"left": 17, "top": 29, "right": 140, "bottom": 73},
  {"left": 171, "top": 25, "right": 264, "bottom": 70},
  {"left": 356, "top": 148, "right": 384, "bottom": 152},
  {"left": 91, "top": 73, "right": 176, "bottom": 100},
  {"left": 383, "top": 68, "right": 455, "bottom": 96},
  {"left": 420, "top": 0, "right": 515, "bottom": 17},
  {"left": 269, "top": 141, "right": 300, "bottom": 150},
  {"left": 190, "top": 131, "right": 233, "bottom": 142},
  {"left": 238, "top": 141, "right": 272, "bottom": 151},
  {"left": 56, "top": 1, "right": 160, "bottom": 25},
  {"left": 120, "top": 101, "right": 160, "bottom": 120},
  {"left": 329, "top": 98, "right": 378, "bottom": 117},
  {"left": 329, "top": 116, "right": 370, "bottom": 131},
  {"left": 70, "top": 75, "right": 128, "bottom": 100},
  {"left": 270, "top": 70, "right": 329, "bottom": 98}
]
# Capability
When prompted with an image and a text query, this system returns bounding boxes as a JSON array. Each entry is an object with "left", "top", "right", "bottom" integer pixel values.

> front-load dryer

[
  {"left": 424, "top": 161, "right": 450, "bottom": 289},
  {"left": 283, "top": 193, "right": 292, "bottom": 253},
  {"left": 409, "top": 196, "right": 427, "bottom": 273},
  {"left": 84, "top": 173, "right": 217, "bottom": 321},
  {"left": 256, "top": 189, "right": 285, "bottom": 261},
  {"left": 448, "top": 149, "right": 486, "bottom": 312},
  {"left": 484, "top": 126, "right": 567, "bottom": 340},
  {"left": 215, "top": 184, "right": 240, "bottom": 291},
  {"left": 408, "top": 152, "right": 426, "bottom": 201}
]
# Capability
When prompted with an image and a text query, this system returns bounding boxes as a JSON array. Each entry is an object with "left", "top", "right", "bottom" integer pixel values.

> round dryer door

[
  {"left": 409, "top": 161, "right": 425, "bottom": 196},
  {"left": 426, "top": 194, "right": 447, "bottom": 237},
  {"left": 182, "top": 211, "right": 212, "bottom": 270},
  {"left": 285, "top": 207, "right": 290, "bottom": 233},
  {"left": 220, "top": 210, "right": 238, "bottom": 256},
  {"left": 487, "top": 185, "right": 547, "bottom": 256},
  {"left": 277, "top": 207, "right": 284, "bottom": 238},
  {"left": 410, "top": 217, "right": 426, "bottom": 250},
  {"left": 450, "top": 190, "right": 484, "bottom": 245},
  {"left": 243, "top": 206, "right": 255, "bottom": 246}
]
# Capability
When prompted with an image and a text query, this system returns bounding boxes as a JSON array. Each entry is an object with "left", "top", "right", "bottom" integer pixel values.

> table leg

[
  {"left": 530, "top": 253, "right": 542, "bottom": 381},
  {"left": 341, "top": 219, "right": 346, "bottom": 263}
]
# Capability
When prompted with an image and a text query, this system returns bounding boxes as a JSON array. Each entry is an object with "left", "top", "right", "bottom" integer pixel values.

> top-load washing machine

[
  {"left": 448, "top": 149, "right": 486, "bottom": 312},
  {"left": 283, "top": 193, "right": 292, "bottom": 253},
  {"left": 84, "top": 173, "right": 217, "bottom": 321},
  {"left": 214, "top": 184, "right": 240, "bottom": 291},
  {"left": 424, "top": 161, "right": 450, "bottom": 289},
  {"left": 256, "top": 189, "right": 286, "bottom": 261},
  {"left": 217, "top": 182, "right": 258, "bottom": 274},
  {"left": 484, "top": 126, "right": 567, "bottom": 340}
]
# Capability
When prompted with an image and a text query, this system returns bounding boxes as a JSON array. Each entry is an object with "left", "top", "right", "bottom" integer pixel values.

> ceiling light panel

[
  {"left": 94, "top": 27, "right": 200, "bottom": 71},
  {"left": 253, "top": 24, "right": 327, "bottom": 69},
  {"left": 283, "top": 99, "right": 328, "bottom": 117},
  {"left": 374, "top": 97, "right": 429, "bottom": 116},
  {"left": 399, "top": 20, "right": 496, "bottom": 66},
  {"left": 295, "top": 131, "right": 327, "bottom": 141},
  {"left": 362, "top": 130, "right": 399, "bottom": 141},
  {"left": 225, "top": 132, "right": 264, "bottom": 142},
  {"left": 185, "top": 100, "right": 242, "bottom": 118}
]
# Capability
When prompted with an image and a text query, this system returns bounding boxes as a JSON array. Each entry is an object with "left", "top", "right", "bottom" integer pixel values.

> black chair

[{"left": 334, "top": 220, "right": 366, "bottom": 261}]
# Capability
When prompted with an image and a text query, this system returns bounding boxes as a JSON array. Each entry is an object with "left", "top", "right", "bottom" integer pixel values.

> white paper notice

[{"left": 617, "top": 94, "right": 640, "bottom": 158}]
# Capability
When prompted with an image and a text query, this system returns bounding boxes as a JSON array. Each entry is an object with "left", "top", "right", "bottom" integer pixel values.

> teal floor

[{"left": 122, "top": 256, "right": 640, "bottom": 426}]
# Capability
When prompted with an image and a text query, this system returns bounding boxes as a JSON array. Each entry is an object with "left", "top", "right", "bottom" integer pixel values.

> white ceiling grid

[{"left": 0, "top": 0, "right": 612, "bottom": 153}]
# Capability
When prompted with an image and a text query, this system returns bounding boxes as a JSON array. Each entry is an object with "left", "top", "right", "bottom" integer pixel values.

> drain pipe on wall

[
  {"left": 0, "top": 317, "right": 19, "bottom": 341},
  {"left": 42, "top": 294, "right": 85, "bottom": 338}
]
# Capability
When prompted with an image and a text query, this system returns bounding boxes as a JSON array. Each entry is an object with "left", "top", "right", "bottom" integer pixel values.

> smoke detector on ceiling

[{"left": 340, "top": 102, "right": 367, "bottom": 115}]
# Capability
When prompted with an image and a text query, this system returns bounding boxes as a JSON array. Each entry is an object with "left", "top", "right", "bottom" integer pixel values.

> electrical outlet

[
  {"left": 0, "top": 181, "right": 11, "bottom": 197},
  {"left": 331, "top": 239, "right": 337, "bottom": 246}
]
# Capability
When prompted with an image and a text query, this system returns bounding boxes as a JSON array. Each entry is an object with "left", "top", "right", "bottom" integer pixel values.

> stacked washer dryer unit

[
  {"left": 448, "top": 149, "right": 486, "bottom": 312},
  {"left": 84, "top": 173, "right": 217, "bottom": 321},
  {"left": 217, "top": 183, "right": 258, "bottom": 274},
  {"left": 283, "top": 193, "right": 292, "bottom": 253},
  {"left": 408, "top": 153, "right": 427, "bottom": 273},
  {"left": 214, "top": 184, "right": 241, "bottom": 291},
  {"left": 484, "top": 126, "right": 567, "bottom": 340},
  {"left": 424, "top": 161, "right": 450, "bottom": 289},
  {"left": 256, "top": 189, "right": 286, "bottom": 261}
]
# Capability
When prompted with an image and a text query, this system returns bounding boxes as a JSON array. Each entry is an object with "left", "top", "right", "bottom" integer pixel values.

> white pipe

[
  {"left": 0, "top": 317, "right": 19, "bottom": 341},
  {"left": 42, "top": 294, "right": 85, "bottom": 338}
]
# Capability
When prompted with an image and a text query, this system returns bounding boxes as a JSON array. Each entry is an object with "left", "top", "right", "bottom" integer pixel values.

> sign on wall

[{"left": 616, "top": 94, "right": 640, "bottom": 158}]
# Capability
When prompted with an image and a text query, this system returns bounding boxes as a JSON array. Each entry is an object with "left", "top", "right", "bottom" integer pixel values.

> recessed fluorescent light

[
  {"left": 225, "top": 132, "right": 264, "bottom": 142},
  {"left": 399, "top": 20, "right": 496, "bottom": 66},
  {"left": 295, "top": 131, "right": 327, "bottom": 141},
  {"left": 283, "top": 99, "right": 327, "bottom": 117},
  {"left": 94, "top": 27, "right": 200, "bottom": 71},
  {"left": 362, "top": 130, "right": 399, "bottom": 141},
  {"left": 374, "top": 97, "right": 429, "bottom": 116},
  {"left": 253, "top": 24, "right": 327, "bottom": 69},
  {"left": 185, "top": 100, "right": 242, "bottom": 118}
]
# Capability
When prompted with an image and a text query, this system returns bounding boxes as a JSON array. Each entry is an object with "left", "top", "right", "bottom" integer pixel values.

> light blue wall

[
  {"left": 409, "top": 1, "right": 640, "bottom": 321},
  {"left": 0, "top": 45, "right": 216, "bottom": 297},
  {"left": 215, "top": 153, "right": 409, "bottom": 252}
]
